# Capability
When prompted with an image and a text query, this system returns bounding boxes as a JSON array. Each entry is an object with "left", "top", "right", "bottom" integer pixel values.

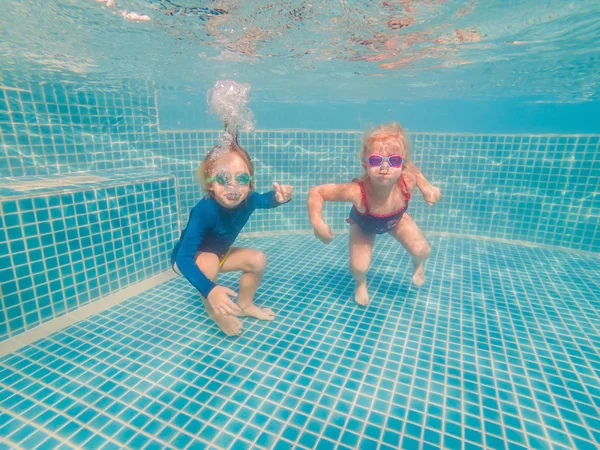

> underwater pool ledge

[{"left": 0, "top": 272, "right": 176, "bottom": 359}]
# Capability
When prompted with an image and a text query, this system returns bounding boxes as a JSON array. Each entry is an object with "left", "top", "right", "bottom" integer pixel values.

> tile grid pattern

[
  {"left": 1, "top": 234, "right": 599, "bottom": 449},
  {"left": 0, "top": 175, "right": 180, "bottom": 341},
  {"left": 1, "top": 83, "right": 599, "bottom": 251},
  {"left": 0, "top": 84, "right": 156, "bottom": 176}
]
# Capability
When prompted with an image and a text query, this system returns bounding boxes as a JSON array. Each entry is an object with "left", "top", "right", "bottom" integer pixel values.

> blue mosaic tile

[{"left": 0, "top": 172, "right": 179, "bottom": 340}]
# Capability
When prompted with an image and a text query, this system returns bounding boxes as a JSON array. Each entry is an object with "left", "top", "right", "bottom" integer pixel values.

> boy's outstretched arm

[
  {"left": 250, "top": 182, "right": 293, "bottom": 209},
  {"left": 307, "top": 183, "right": 358, "bottom": 244},
  {"left": 273, "top": 182, "right": 293, "bottom": 204},
  {"left": 403, "top": 161, "right": 441, "bottom": 205}
]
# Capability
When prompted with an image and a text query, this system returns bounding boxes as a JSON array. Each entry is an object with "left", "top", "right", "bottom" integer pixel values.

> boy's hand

[
  {"left": 313, "top": 222, "right": 334, "bottom": 244},
  {"left": 273, "top": 182, "right": 293, "bottom": 203},
  {"left": 422, "top": 186, "right": 441, "bottom": 205},
  {"left": 207, "top": 286, "right": 241, "bottom": 315}
]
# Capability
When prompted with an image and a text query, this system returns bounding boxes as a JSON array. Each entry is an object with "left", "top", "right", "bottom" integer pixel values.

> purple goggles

[{"left": 367, "top": 154, "right": 404, "bottom": 168}]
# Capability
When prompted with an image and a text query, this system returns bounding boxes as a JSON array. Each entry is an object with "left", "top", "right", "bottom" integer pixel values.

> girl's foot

[
  {"left": 238, "top": 305, "right": 275, "bottom": 321},
  {"left": 412, "top": 262, "right": 426, "bottom": 286},
  {"left": 355, "top": 281, "right": 370, "bottom": 306}
]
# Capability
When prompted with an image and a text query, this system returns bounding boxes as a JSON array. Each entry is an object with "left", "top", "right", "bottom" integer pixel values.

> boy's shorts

[{"left": 172, "top": 247, "right": 232, "bottom": 276}]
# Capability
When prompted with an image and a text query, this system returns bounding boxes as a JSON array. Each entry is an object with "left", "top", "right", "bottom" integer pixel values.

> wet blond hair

[
  {"left": 361, "top": 122, "right": 411, "bottom": 161},
  {"left": 197, "top": 141, "right": 255, "bottom": 196}
]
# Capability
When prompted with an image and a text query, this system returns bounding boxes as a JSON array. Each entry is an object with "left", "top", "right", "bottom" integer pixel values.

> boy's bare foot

[
  {"left": 237, "top": 305, "right": 275, "bottom": 321},
  {"left": 202, "top": 298, "right": 242, "bottom": 335},
  {"left": 210, "top": 312, "right": 243, "bottom": 336},
  {"left": 412, "top": 262, "right": 426, "bottom": 286},
  {"left": 354, "top": 281, "right": 370, "bottom": 306}
]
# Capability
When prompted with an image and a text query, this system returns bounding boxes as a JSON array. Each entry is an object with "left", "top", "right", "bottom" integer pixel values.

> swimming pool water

[{"left": 2, "top": 2, "right": 600, "bottom": 448}]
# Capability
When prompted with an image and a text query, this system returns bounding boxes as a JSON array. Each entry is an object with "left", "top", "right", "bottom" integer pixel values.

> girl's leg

[
  {"left": 349, "top": 224, "right": 376, "bottom": 306},
  {"left": 389, "top": 214, "right": 431, "bottom": 286},
  {"left": 220, "top": 248, "right": 274, "bottom": 321},
  {"left": 194, "top": 252, "right": 243, "bottom": 336}
]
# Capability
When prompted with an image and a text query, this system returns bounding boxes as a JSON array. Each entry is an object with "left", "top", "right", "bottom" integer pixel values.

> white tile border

[{"left": 0, "top": 271, "right": 176, "bottom": 358}]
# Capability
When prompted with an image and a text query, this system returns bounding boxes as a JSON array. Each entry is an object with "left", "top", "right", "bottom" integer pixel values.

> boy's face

[
  {"left": 209, "top": 152, "right": 252, "bottom": 209},
  {"left": 362, "top": 138, "right": 405, "bottom": 186}
]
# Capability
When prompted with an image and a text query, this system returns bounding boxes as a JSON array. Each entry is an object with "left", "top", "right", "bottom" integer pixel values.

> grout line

[
  {"left": 0, "top": 173, "right": 175, "bottom": 201},
  {"left": 155, "top": 129, "right": 600, "bottom": 137},
  {"left": 0, "top": 85, "right": 30, "bottom": 92}
]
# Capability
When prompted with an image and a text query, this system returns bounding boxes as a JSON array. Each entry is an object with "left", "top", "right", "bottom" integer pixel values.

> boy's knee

[
  {"left": 248, "top": 251, "right": 267, "bottom": 272},
  {"left": 195, "top": 252, "right": 220, "bottom": 280}
]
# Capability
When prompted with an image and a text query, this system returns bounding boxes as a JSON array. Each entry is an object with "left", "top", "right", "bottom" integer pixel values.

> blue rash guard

[{"left": 171, "top": 191, "right": 283, "bottom": 298}]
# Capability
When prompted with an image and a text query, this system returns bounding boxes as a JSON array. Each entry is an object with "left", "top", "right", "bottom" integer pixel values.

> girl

[
  {"left": 307, "top": 122, "right": 440, "bottom": 306},
  {"left": 172, "top": 134, "right": 293, "bottom": 336}
]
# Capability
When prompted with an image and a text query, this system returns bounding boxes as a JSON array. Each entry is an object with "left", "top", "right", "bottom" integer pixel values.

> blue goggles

[{"left": 206, "top": 172, "right": 253, "bottom": 186}]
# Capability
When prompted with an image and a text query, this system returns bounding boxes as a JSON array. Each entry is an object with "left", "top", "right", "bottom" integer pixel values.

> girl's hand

[
  {"left": 207, "top": 286, "right": 241, "bottom": 315},
  {"left": 273, "top": 182, "right": 293, "bottom": 203},
  {"left": 313, "top": 222, "right": 334, "bottom": 244},
  {"left": 423, "top": 186, "right": 441, "bottom": 205}
]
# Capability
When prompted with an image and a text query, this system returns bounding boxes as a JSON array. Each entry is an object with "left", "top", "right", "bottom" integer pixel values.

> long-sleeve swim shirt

[{"left": 171, "top": 191, "right": 285, "bottom": 297}]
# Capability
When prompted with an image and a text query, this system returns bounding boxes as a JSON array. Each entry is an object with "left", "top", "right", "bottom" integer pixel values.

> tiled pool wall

[
  {"left": 2, "top": 82, "right": 598, "bottom": 249},
  {"left": 1, "top": 81, "right": 599, "bottom": 340},
  {"left": 0, "top": 173, "right": 179, "bottom": 341}
]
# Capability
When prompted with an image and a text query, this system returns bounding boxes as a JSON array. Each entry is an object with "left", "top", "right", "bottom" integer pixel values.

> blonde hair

[
  {"left": 361, "top": 122, "right": 411, "bottom": 160},
  {"left": 197, "top": 141, "right": 255, "bottom": 196}
]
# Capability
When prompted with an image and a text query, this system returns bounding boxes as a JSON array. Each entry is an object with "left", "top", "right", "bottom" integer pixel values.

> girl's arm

[
  {"left": 307, "top": 183, "right": 358, "bottom": 227},
  {"left": 403, "top": 161, "right": 441, "bottom": 205},
  {"left": 307, "top": 183, "right": 359, "bottom": 243}
]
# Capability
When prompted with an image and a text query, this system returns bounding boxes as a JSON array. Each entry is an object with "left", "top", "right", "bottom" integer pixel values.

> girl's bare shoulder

[{"left": 400, "top": 172, "right": 417, "bottom": 193}]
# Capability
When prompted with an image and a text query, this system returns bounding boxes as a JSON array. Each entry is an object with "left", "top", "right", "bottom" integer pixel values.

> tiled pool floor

[{"left": 1, "top": 234, "right": 599, "bottom": 449}]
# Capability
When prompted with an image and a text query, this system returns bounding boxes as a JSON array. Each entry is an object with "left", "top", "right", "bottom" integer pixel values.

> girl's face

[
  {"left": 208, "top": 152, "right": 252, "bottom": 208},
  {"left": 363, "top": 138, "right": 405, "bottom": 186}
]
